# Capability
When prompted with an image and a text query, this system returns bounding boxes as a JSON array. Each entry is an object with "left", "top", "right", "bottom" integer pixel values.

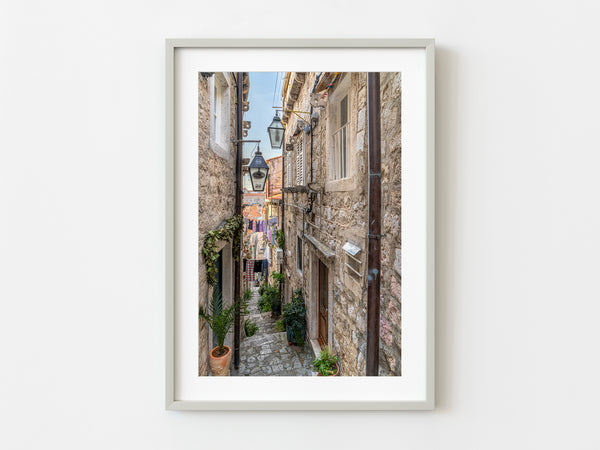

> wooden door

[{"left": 318, "top": 260, "right": 329, "bottom": 348}]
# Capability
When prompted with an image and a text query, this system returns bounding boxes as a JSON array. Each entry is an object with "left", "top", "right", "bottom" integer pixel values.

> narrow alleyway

[{"left": 233, "top": 286, "right": 315, "bottom": 376}]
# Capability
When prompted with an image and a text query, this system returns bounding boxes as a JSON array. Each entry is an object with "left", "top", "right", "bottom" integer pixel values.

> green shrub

[
  {"left": 264, "top": 284, "right": 281, "bottom": 315},
  {"left": 257, "top": 294, "right": 271, "bottom": 313},
  {"left": 270, "top": 272, "right": 285, "bottom": 316},
  {"left": 244, "top": 319, "right": 258, "bottom": 337},
  {"left": 282, "top": 289, "right": 306, "bottom": 346},
  {"left": 274, "top": 318, "right": 285, "bottom": 332},
  {"left": 258, "top": 283, "right": 267, "bottom": 297}
]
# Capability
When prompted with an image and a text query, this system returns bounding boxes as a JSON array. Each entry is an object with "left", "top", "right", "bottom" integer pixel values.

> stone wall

[
  {"left": 379, "top": 73, "right": 402, "bottom": 375},
  {"left": 197, "top": 72, "right": 239, "bottom": 376},
  {"left": 266, "top": 156, "right": 282, "bottom": 200},
  {"left": 282, "top": 72, "right": 401, "bottom": 376}
]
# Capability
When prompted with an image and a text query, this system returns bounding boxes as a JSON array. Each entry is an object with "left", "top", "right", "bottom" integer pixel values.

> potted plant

[
  {"left": 282, "top": 288, "right": 306, "bottom": 346},
  {"left": 312, "top": 346, "right": 340, "bottom": 376},
  {"left": 198, "top": 287, "right": 243, "bottom": 376}
]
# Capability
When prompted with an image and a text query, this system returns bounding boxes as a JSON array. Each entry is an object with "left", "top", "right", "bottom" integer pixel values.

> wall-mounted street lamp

[
  {"left": 248, "top": 145, "right": 269, "bottom": 192},
  {"left": 267, "top": 113, "right": 285, "bottom": 149}
]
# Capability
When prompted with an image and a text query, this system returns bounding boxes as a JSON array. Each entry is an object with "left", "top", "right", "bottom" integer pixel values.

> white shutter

[
  {"left": 286, "top": 155, "right": 292, "bottom": 188},
  {"left": 296, "top": 137, "right": 304, "bottom": 186}
]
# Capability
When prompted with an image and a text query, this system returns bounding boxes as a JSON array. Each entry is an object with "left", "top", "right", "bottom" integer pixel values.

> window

[
  {"left": 329, "top": 75, "right": 351, "bottom": 181},
  {"left": 343, "top": 241, "right": 362, "bottom": 281},
  {"left": 295, "top": 134, "right": 305, "bottom": 186},
  {"left": 209, "top": 73, "right": 230, "bottom": 155},
  {"left": 297, "top": 236, "right": 303, "bottom": 273},
  {"left": 213, "top": 83, "right": 221, "bottom": 144},
  {"left": 332, "top": 95, "right": 348, "bottom": 179},
  {"left": 285, "top": 153, "right": 293, "bottom": 188}
]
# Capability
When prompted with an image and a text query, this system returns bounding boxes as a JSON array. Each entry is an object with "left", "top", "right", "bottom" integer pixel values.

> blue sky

[{"left": 242, "top": 72, "right": 283, "bottom": 189}]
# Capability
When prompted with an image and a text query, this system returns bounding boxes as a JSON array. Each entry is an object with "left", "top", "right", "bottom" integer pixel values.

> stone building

[
  {"left": 197, "top": 72, "right": 249, "bottom": 376},
  {"left": 280, "top": 72, "right": 402, "bottom": 376},
  {"left": 265, "top": 156, "right": 283, "bottom": 280}
]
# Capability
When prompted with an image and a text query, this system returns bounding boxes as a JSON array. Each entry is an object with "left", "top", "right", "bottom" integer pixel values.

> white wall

[{"left": 1, "top": 1, "right": 599, "bottom": 449}]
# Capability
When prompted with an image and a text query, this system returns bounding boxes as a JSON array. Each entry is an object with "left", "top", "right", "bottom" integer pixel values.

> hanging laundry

[{"left": 245, "top": 259, "right": 254, "bottom": 282}]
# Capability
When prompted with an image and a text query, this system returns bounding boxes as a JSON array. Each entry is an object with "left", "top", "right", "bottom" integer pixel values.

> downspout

[
  {"left": 366, "top": 73, "right": 381, "bottom": 376},
  {"left": 280, "top": 93, "right": 286, "bottom": 299},
  {"left": 306, "top": 72, "right": 321, "bottom": 215},
  {"left": 233, "top": 72, "right": 243, "bottom": 370}
]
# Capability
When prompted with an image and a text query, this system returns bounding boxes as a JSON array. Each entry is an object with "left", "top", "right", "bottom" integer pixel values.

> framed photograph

[{"left": 166, "top": 39, "right": 434, "bottom": 410}]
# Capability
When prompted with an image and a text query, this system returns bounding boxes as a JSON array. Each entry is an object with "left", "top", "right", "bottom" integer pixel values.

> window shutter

[
  {"left": 296, "top": 137, "right": 304, "bottom": 186},
  {"left": 286, "top": 155, "right": 292, "bottom": 188}
]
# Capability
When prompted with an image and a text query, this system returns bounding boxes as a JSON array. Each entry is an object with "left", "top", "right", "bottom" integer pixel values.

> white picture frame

[{"left": 166, "top": 39, "right": 435, "bottom": 410}]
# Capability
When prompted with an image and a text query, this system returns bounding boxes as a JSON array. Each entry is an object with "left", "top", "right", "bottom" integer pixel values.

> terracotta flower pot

[
  {"left": 317, "top": 363, "right": 340, "bottom": 377},
  {"left": 209, "top": 345, "right": 232, "bottom": 376}
]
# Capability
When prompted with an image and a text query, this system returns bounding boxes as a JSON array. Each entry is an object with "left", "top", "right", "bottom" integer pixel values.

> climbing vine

[{"left": 202, "top": 214, "right": 244, "bottom": 286}]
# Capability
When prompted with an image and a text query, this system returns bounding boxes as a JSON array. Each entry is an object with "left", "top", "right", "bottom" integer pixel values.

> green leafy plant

[
  {"left": 268, "top": 282, "right": 282, "bottom": 316},
  {"left": 312, "top": 346, "right": 340, "bottom": 376},
  {"left": 274, "top": 318, "right": 285, "bottom": 332},
  {"left": 257, "top": 290, "right": 272, "bottom": 313},
  {"left": 202, "top": 214, "right": 244, "bottom": 286},
  {"left": 258, "top": 284, "right": 279, "bottom": 314},
  {"left": 272, "top": 271, "right": 285, "bottom": 285},
  {"left": 282, "top": 288, "right": 306, "bottom": 346},
  {"left": 244, "top": 319, "right": 258, "bottom": 337},
  {"left": 275, "top": 229, "right": 285, "bottom": 249},
  {"left": 270, "top": 271, "right": 285, "bottom": 316},
  {"left": 198, "top": 287, "right": 243, "bottom": 357},
  {"left": 243, "top": 289, "right": 253, "bottom": 301},
  {"left": 258, "top": 282, "right": 267, "bottom": 297}
]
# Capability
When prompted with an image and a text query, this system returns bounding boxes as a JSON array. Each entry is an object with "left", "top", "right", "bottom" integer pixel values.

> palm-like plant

[{"left": 199, "top": 287, "right": 243, "bottom": 357}]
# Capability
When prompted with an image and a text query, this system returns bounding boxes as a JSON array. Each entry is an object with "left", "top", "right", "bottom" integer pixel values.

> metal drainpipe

[
  {"left": 310, "top": 72, "right": 320, "bottom": 186},
  {"left": 366, "top": 73, "right": 382, "bottom": 376},
  {"left": 233, "top": 72, "right": 243, "bottom": 370},
  {"left": 307, "top": 73, "right": 321, "bottom": 214},
  {"left": 280, "top": 126, "right": 286, "bottom": 299}
]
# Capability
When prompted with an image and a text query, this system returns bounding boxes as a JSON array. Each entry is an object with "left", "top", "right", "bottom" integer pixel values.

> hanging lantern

[
  {"left": 267, "top": 113, "right": 285, "bottom": 149},
  {"left": 248, "top": 146, "right": 269, "bottom": 192}
]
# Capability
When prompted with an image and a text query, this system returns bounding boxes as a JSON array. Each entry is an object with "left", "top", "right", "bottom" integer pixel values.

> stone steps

[{"left": 233, "top": 287, "right": 316, "bottom": 376}]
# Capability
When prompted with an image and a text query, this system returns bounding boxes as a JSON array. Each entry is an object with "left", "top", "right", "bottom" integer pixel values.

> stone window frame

[
  {"left": 325, "top": 73, "right": 355, "bottom": 192},
  {"left": 209, "top": 73, "right": 232, "bottom": 160}
]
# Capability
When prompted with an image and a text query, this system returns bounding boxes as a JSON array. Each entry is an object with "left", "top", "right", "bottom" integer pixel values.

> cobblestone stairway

[{"left": 233, "top": 286, "right": 315, "bottom": 376}]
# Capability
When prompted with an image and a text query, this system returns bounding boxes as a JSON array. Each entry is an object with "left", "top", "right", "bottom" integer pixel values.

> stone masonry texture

[
  {"left": 281, "top": 72, "right": 401, "bottom": 375},
  {"left": 197, "top": 73, "right": 240, "bottom": 376},
  {"left": 232, "top": 286, "right": 315, "bottom": 376}
]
